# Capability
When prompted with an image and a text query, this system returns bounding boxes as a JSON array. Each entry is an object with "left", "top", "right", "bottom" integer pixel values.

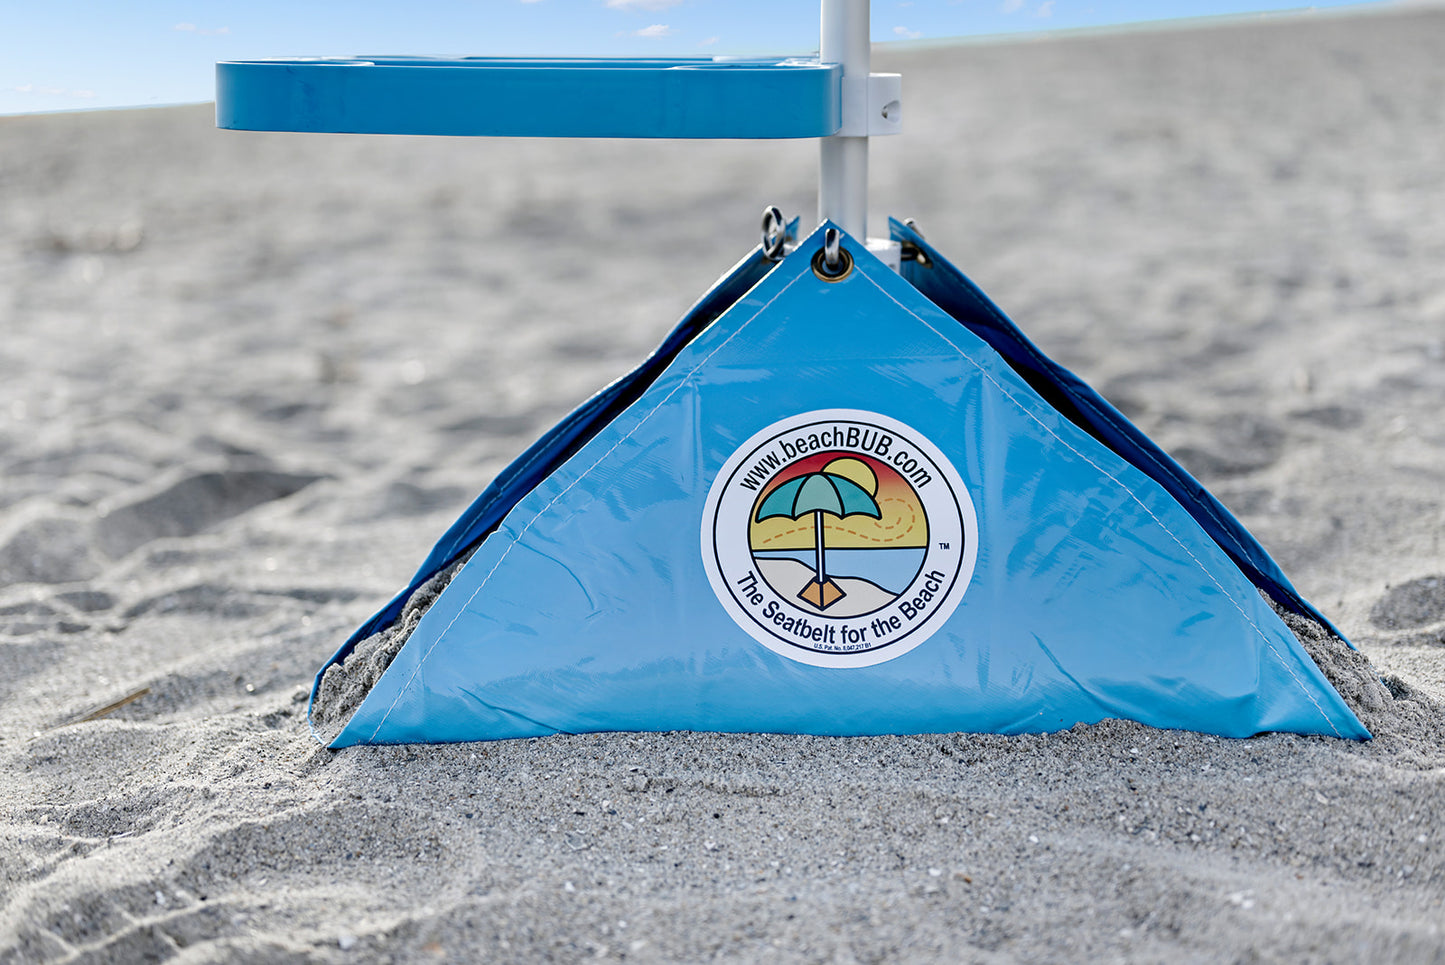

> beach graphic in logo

[
  {"left": 702, "top": 410, "right": 978, "bottom": 669},
  {"left": 750, "top": 453, "right": 923, "bottom": 617}
]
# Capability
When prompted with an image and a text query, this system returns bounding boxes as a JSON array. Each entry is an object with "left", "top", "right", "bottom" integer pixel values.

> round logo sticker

[{"left": 701, "top": 409, "right": 978, "bottom": 668}]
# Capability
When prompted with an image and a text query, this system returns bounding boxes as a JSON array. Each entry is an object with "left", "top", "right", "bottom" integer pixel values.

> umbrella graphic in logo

[{"left": 754, "top": 460, "right": 882, "bottom": 610}]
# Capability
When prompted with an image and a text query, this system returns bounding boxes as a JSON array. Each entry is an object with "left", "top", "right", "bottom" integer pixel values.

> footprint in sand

[{"left": 1370, "top": 575, "right": 1445, "bottom": 631}]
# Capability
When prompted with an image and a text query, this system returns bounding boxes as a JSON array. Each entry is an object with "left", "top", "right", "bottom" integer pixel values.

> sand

[
  {"left": 312, "top": 549, "right": 474, "bottom": 747},
  {"left": 3, "top": 6, "right": 1445, "bottom": 962}
]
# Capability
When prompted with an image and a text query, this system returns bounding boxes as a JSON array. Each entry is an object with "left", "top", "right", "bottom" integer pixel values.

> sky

[{"left": 1, "top": 0, "right": 1387, "bottom": 116}]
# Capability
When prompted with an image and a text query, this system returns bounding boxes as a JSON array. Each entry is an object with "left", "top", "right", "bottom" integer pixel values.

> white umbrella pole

[{"left": 819, "top": 0, "right": 870, "bottom": 240}]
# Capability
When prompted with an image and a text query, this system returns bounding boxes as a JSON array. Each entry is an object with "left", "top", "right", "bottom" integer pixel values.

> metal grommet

[
  {"left": 811, "top": 228, "right": 853, "bottom": 282},
  {"left": 760, "top": 205, "right": 787, "bottom": 262}
]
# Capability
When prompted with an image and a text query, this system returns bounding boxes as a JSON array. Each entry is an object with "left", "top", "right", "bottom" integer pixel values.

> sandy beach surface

[{"left": 3, "top": 7, "right": 1445, "bottom": 962}]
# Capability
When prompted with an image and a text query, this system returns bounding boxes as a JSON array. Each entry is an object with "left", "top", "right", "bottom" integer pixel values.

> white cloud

[
  {"left": 12, "top": 84, "right": 97, "bottom": 99},
  {"left": 698, "top": 36, "right": 720, "bottom": 46},
  {"left": 1035, "top": 0, "right": 1054, "bottom": 16},
  {"left": 893, "top": 25, "right": 922, "bottom": 39},
  {"left": 1001, "top": 0, "right": 1024, "bottom": 11},
  {"left": 607, "top": 0, "right": 682, "bottom": 10},
  {"left": 633, "top": 23, "right": 673, "bottom": 37},
  {"left": 174, "top": 22, "right": 230, "bottom": 35}
]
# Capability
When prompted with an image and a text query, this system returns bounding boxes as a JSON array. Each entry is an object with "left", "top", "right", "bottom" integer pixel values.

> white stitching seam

[{"left": 364, "top": 268, "right": 814, "bottom": 742}]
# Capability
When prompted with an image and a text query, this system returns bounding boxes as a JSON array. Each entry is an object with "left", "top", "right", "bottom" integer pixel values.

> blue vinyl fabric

[{"left": 315, "top": 223, "right": 1368, "bottom": 746}]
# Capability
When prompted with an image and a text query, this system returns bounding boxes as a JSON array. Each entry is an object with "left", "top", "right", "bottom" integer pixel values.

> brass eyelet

[{"left": 811, "top": 228, "right": 853, "bottom": 282}]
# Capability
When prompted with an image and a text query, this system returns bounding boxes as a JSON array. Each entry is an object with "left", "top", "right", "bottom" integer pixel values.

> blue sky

[{"left": 2, "top": 0, "right": 1385, "bottom": 116}]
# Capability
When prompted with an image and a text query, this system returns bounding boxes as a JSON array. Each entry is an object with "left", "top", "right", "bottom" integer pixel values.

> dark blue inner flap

[{"left": 889, "top": 217, "right": 1345, "bottom": 641}]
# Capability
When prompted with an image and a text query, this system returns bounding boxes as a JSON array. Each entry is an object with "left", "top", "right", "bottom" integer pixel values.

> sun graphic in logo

[{"left": 749, "top": 453, "right": 929, "bottom": 618}]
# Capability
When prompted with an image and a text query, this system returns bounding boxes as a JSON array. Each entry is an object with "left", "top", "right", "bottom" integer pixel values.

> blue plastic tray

[{"left": 216, "top": 57, "right": 842, "bottom": 139}]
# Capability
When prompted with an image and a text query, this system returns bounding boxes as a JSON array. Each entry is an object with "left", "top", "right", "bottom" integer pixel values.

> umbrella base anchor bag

[{"left": 308, "top": 220, "right": 1378, "bottom": 747}]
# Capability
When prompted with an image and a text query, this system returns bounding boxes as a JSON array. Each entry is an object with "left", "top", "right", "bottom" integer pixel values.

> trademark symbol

[{"left": 938, "top": 542, "right": 950, "bottom": 550}]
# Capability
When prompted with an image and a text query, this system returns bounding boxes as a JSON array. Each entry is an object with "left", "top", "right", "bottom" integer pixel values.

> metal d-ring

[
  {"left": 760, "top": 205, "right": 787, "bottom": 262},
  {"left": 811, "top": 227, "right": 853, "bottom": 282},
  {"left": 900, "top": 217, "right": 931, "bottom": 267}
]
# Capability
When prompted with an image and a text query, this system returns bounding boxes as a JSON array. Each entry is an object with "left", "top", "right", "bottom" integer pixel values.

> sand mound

[
  {"left": 1263, "top": 591, "right": 1445, "bottom": 748},
  {"left": 312, "top": 548, "right": 474, "bottom": 744}
]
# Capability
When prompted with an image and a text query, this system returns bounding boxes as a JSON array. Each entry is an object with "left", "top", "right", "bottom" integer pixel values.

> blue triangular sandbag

[{"left": 317, "top": 223, "right": 1368, "bottom": 746}]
